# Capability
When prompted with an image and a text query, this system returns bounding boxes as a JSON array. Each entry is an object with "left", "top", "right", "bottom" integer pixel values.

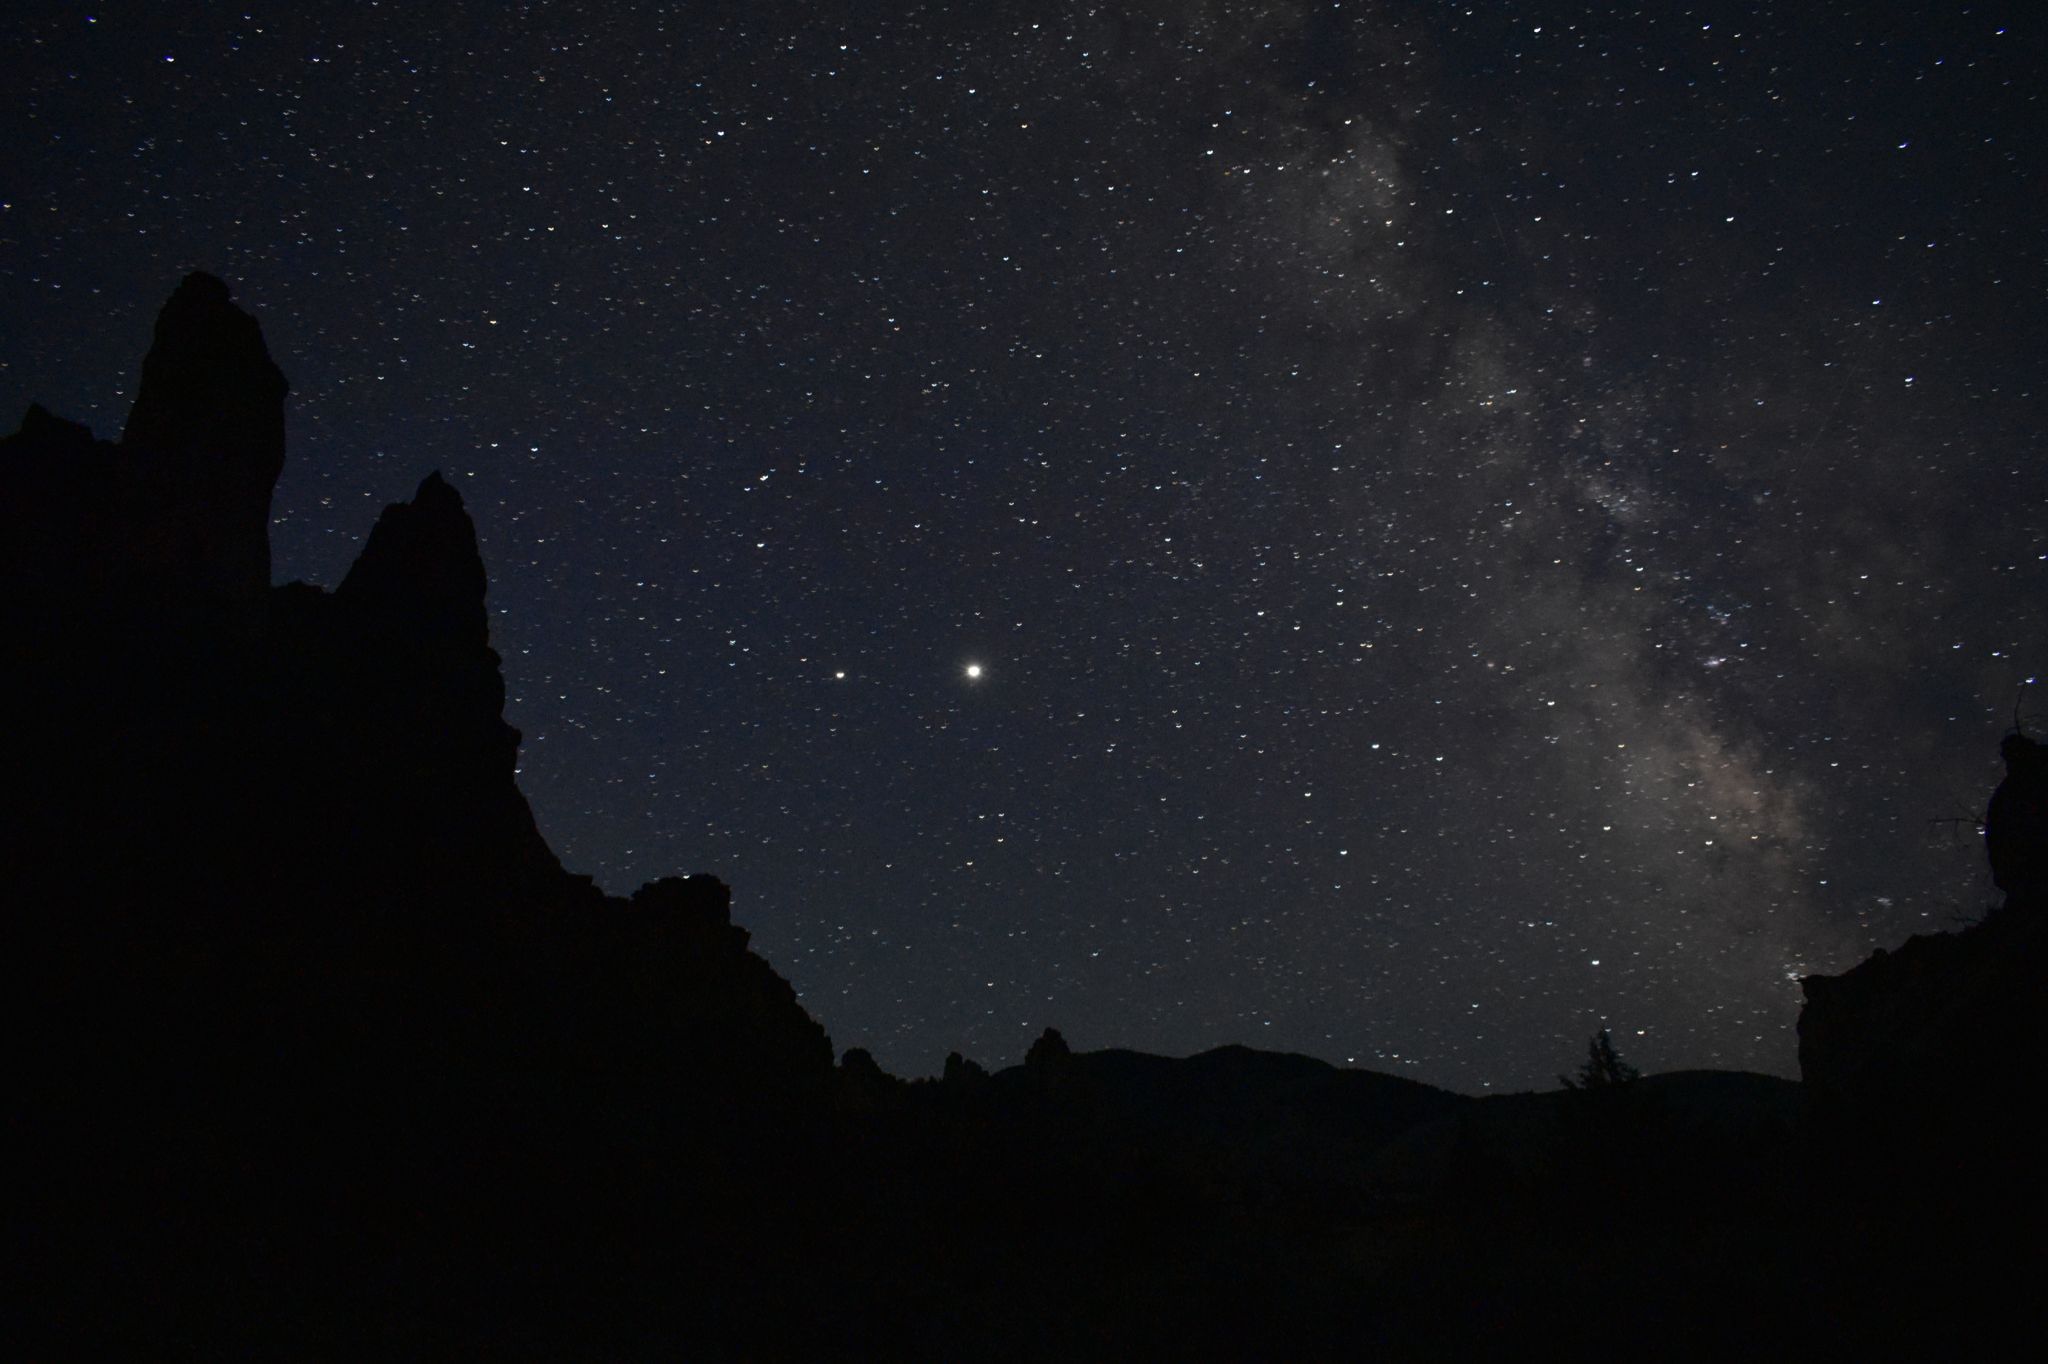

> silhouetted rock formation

[
  {"left": 1, "top": 272, "right": 287, "bottom": 623},
  {"left": 942, "top": 1049, "right": 991, "bottom": 1087},
  {"left": 267, "top": 469, "right": 562, "bottom": 902},
  {"left": 1801, "top": 734, "right": 2048, "bottom": 1159},
  {"left": 1987, "top": 732, "right": 2048, "bottom": 909},
  {"left": 1792, "top": 888, "right": 2048, "bottom": 1350},
  {"left": 1025, "top": 1024, "right": 1072, "bottom": 1068},
  {"left": 121, "top": 271, "right": 289, "bottom": 597},
  {"left": 8, "top": 276, "right": 835, "bottom": 1353},
  {"left": 1799, "top": 908, "right": 2048, "bottom": 1157}
]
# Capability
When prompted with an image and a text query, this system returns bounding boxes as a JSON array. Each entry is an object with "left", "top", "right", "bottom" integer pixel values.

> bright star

[{"left": 964, "top": 663, "right": 984, "bottom": 680}]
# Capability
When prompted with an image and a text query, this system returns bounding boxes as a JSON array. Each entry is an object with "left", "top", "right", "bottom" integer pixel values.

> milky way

[{"left": 5, "top": 2, "right": 2043, "bottom": 1088}]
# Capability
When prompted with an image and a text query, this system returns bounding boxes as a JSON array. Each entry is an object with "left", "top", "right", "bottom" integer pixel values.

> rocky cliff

[
  {"left": 1, "top": 273, "right": 287, "bottom": 619},
  {"left": 7, "top": 279, "right": 835, "bottom": 1340},
  {"left": 1798, "top": 729, "right": 2048, "bottom": 1167},
  {"left": 1799, "top": 905, "right": 2048, "bottom": 1165}
]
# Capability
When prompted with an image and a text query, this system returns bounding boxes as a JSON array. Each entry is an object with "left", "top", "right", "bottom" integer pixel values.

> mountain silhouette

[{"left": 8, "top": 275, "right": 2043, "bottom": 1358}]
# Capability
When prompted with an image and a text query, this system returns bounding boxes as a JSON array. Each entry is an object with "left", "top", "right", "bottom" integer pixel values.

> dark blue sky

[{"left": 5, "top": 1, "right": 2043, "bottom": 1089}]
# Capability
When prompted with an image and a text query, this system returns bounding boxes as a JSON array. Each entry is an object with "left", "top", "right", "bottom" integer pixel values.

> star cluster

[{"left": 4, "top": 1, "right": 2043, "bottom": 1089}]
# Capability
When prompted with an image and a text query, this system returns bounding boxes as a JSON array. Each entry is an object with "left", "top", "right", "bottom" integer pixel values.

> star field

[{"left": 4, "top": 1, "right": 2044, "bottom": 1089}]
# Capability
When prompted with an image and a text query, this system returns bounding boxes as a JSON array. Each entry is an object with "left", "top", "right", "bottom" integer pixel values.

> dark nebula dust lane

[{"left": 4, "top": 2, "right": 2044, "bottom": 1088}]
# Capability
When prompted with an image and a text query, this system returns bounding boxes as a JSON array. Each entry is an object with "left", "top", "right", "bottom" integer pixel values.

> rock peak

[
  {"left": 1988, "top": 732, "right": 2048, "bottom": 909},
  {"left": 120, "top": 272, "right": 290, "bottom": 595},
  {"left": 122, "top": 272, "right": 288, "bottom": 454},
  {"left": 414, "top": 468, "right": 462, "bottom": 510},
  {"left": 3, "top": 274, "right": 290, "bottom": 608},
  {"left": 338, "top": 471, "right": 491, "bottom": 650}
]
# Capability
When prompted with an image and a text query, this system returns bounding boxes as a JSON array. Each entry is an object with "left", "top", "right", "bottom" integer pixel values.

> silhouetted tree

[{"left": 1560, "top": 1028, "right": 1640, "bottom": 1090}]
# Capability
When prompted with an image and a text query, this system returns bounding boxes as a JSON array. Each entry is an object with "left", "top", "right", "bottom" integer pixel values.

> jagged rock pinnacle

[
  {"left": 121, "top": 271, "right": 290, "bottom": 596},
  {"left": 2, "top": 274, "right": 290, "bottom": 612},
  {"left": 338, "top": 471, "right": 492, "bottom": 650},
  {"left": 122, "top": 273, "right": 288, "bottom": 457}
]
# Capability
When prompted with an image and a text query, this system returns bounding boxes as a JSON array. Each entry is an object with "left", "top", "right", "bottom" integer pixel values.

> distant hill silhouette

[{"left": 8, "top": 275, "right": 2043, "bottom": 1358}]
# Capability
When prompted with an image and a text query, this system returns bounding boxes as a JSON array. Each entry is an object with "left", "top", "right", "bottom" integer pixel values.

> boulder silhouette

[{"left": 1986, "top": 733, "right": 2048, "bottom": 909}]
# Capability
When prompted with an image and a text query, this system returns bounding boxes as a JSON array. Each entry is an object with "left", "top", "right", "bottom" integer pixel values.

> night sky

[{"left": 5, "top": 2, "right": 2044, "bottom": 1091}]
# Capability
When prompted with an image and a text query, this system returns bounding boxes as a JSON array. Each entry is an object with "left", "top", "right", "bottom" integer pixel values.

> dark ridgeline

[{"left": 7, "top": 276, "right": 2045, "bottom": 1358}]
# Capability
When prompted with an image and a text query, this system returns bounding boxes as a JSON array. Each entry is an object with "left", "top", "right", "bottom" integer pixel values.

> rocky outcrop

[
  {"left": 338, "top": 469, "right": 492, "bottom": 646},
  {"left": 267, "top": 469, "right": 560, "bottom": 901},
  {"left": 33, "top": 270, "right": 2027, "bottom": 1362},
  {"left": 0, "top": 272, "right": 288, "bottom": 621},
  {"left": 120, "top": 271, "right": 289, "bottom": 598},
  {"left": 7, "top": 275, "right": 834, "bottom": 1248},
  {"left": 1799, "top": 735, "right": 2048, "bottom": 1162},
  {"left": 1799, "top": 906, "right": 2048, "bottom": 1174},
  {"left": 1025, "top": 1025, "right": 1072, "bottom": 1068}
]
